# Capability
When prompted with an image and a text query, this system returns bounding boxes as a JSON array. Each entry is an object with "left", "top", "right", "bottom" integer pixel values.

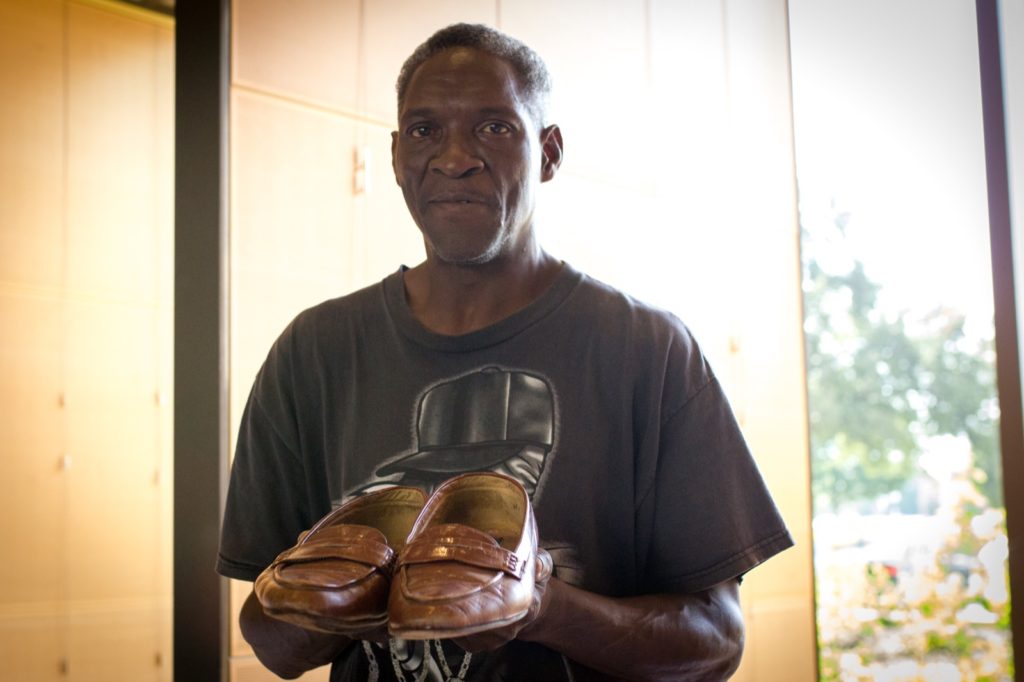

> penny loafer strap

[
  {"left": 275, "top": 538, "right": 395, "bottom": 570},
  {"left": 398, "top": 534, "right": 526, "bottom": 579},
  {"left": 271, "top": 524, "right": 397, "bottom": 575}
]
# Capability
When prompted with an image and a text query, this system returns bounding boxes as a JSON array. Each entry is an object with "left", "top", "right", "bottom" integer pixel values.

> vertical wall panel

[
  {"left": 0, "top": 297, "right": 64, "bottom": 606},
  {"left": 229, "top": 90, "right": 356, "bottom": 416},
  {"left": 0, "top": 0, "right": 65, "bottom": 290},
  {"left": 719, "top": 1, "right": 816, "bottom": 680},
  {"left": 66, "top": 608, "right": 165, "bottom": 681},
  {"left": 230, "top": 93, "right": 354, "bottom": 284},
  {"left": 65, "top": 1, "right": 174, "bottom": 675},
  {"left": 0, "top": 3, "right": 69, "bottom": 676},
  {"left": 153, "top": 16, "right": 175, "bottom": 680},
  {"left": 66, "top": 3, "right": 163, "bottom": 301},
  {"left": 643, "top": 0, "right": 735, "bottom": 361},
  {"left": 0, "top": 612, "right": 64, "bottom": 682},
  {"left": 233, "top": 0, "right": 360, "bottom": 111},
  {"left": 155, "top": 17, "right": 175, "bottom": 312},
  {"left": 0, "top": 1, "right": 174, "bottom": 679},
  {"left": 64, "top": 301, "right": 162, "bottom": 601}
]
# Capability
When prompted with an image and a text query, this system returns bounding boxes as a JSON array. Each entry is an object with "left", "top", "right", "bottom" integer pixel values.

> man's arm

[
  {"left": 456, "top": 575, "right": 745, "bottom": 682},
  {"left": 526, "top": 577, "right": 745, "bottom": 681},
  {"left": 239, "top": 588, "right": 356, "bottom": 679}
]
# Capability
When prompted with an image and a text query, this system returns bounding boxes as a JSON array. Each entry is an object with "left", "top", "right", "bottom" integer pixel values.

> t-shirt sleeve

[
  {"left": 637, "top": 334, "right": 793, "bottom": 594},
  {"left": 216, "top": 322, "right": 330, "bottom": 582}
]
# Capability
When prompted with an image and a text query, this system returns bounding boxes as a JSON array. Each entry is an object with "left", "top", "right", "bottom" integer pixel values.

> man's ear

[
  {"left": 540, "top": 124, "right": 563, "bottom": 182},
  {"left": 391, "top": 131, "right": 400, "bottom": 185}
]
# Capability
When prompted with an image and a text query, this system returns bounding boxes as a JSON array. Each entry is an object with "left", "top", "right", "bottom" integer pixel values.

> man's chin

[{"left": 428, "top": 240, "right": 506, "bottom": 267}]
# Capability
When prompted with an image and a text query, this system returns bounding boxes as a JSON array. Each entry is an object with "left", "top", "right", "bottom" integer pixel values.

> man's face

[{"left": 392, "top": 48, "right": 559, "bottom": 266}]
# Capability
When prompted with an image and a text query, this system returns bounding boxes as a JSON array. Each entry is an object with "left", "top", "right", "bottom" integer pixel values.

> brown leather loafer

[
  {"left": 388, "top": 472, "right": 539, "bottom": 639},
  {"left": 254, "top": 486, "right": 426, "bottom": 635}
]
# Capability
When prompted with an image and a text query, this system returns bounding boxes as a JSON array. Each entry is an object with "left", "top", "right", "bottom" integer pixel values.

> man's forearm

[
  {"left": 518, "top": 578, "right": 745, "bottom": 681},
  {"left": 239, "top": 589, "right": 355, "bottom": 679}
]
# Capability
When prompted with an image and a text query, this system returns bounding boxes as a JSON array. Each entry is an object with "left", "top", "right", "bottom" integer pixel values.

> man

[{"left": 217, "top": 23, "right": 793, "bottom": 681}]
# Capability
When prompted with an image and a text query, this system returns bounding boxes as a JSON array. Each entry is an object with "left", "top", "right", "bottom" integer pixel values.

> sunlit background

[{"left": 790, "top": 1, "right": 1013, "bottom": 680}]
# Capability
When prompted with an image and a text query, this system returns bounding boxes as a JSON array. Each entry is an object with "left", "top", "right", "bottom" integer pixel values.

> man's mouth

[{"left": 428, "top": 193, "right": 488, "bottom": 205}]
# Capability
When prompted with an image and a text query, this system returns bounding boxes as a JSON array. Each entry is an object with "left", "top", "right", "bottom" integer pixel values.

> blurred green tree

[{"left": 802, "top": 214, "right": 1000, "bottom": 513}]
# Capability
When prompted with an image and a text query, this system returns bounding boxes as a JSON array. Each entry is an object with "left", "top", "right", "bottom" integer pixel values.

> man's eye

[
  {"left": 482, "top": 122, "right": 511, "bottom": 135},
  {"left": 408, "top": 125, "right": 433, "bottom": 138}
]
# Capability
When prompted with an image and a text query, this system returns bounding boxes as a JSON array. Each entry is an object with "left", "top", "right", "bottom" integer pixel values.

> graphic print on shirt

[
  {"left": 343, "top": 367, "right": 586, "bottom": 679},
  {"left": 349, "top": 366, "right": 556, "bottom": 501}
]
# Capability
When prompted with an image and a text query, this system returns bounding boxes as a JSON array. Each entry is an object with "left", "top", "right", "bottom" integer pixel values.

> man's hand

[
  {"left": 240, "top": 588, "right": 355, "bottom": 679},
  {"left": 451, "top": 548, "right": 554, "bottom": 652}
]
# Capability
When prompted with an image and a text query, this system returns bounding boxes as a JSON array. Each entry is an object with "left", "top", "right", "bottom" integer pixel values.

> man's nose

[{"left": 430, "top": 133, "right": 484, "bottom": 178}]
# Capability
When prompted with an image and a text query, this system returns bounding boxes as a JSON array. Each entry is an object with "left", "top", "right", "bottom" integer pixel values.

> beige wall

[
  {"left": 0, "top": 0, "right": 173, "bottom": 680},
  {"left": 229, "top": 1, "right": 815, "bottom": 680}
]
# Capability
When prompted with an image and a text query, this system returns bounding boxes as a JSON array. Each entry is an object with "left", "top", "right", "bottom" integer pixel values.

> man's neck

[{"left": 403, "top": 250, "right": 563, "bottom": 336}]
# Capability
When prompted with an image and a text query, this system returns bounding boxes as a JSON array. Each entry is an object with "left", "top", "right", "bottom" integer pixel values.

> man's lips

[{"left": 426, "top": 192, "right": 490, "bottom": 205}]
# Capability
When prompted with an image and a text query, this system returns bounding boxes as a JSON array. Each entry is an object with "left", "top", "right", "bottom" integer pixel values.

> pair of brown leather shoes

[{"left": 255, "top": 472, "right": 541, "bottom": 640}]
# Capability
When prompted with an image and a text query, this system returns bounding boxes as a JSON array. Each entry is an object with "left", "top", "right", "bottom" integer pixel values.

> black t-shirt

[{"left": 217, "top": 263, "right": 793, "bottom": 680}]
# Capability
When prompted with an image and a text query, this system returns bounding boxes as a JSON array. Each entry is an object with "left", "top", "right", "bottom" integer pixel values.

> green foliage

[
  {"left": 815, "top": 474, "right": 1012, "bottom": 680},
  {"left": 801, "top": 215, "right": 1000, "bottom": 511},
  {"left": 806, "top": 208, "right": 1011, "bottom": 678}
]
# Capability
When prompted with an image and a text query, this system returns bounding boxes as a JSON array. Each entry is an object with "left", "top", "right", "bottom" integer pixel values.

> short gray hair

[{"left": 395, "top": 23, "right": 552, "bottom": 127}]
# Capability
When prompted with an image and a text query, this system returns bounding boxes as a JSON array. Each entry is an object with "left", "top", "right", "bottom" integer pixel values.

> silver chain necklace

[
  {"left": 361, "top": 641, "right": 381, "bottom": 682},
  {"left": 362, "top": 637, "right": 471, "bottom": 682},
  {"left": 432, "top": 639, "right": 472, "bottom": 680}
]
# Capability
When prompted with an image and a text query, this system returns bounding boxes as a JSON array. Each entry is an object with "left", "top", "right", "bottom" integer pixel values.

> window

[{"left": 789, "top": 1, "right": 1014, "bottom": 679}]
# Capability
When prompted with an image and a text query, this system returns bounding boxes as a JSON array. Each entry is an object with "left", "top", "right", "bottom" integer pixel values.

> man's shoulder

[
  {"left": 569, "top": 268, "right": 693, "bottom": 340},
  {"left": 566, "top": 268, "right": 713, "bottom": 408},
  {"left": 259, "top": 271, "right": 400, "bottom": 368},
  {"left": 288, "top": 271, "right": 397, "bottom": 332}
]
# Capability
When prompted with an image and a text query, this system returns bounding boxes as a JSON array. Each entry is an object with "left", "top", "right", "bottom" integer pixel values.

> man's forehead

[
  {"left": 442, "top": 46, "right": 484, "bottom": 68},
  {"left": 420, "top": 46, "right": 509, "bottom": 71},
  {"left": 403, "top": 47, "right": 523, "bottom": 100}
]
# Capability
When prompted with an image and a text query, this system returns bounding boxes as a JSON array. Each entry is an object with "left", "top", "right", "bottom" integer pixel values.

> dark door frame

[
  {"left": 173, "top": 0, "right": 230, "bottom": 680},
  {"left": 976, "top": 2, "right": 1023, "bottom": 678}
]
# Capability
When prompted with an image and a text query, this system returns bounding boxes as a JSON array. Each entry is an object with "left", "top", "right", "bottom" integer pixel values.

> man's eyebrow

[
  {"left": 477, "top": 106, "right": 524, "bottom": 120},
  {"left": 400, "top": 107, "right": 436, "bottom": 121},
  {"left": 399, "top": 105, "right": 525, "bottom": 122}
]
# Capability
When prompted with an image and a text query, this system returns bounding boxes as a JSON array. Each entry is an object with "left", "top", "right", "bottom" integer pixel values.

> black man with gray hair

[{"left": 218, "top": 23, "right": 792, "bottom": 681}]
